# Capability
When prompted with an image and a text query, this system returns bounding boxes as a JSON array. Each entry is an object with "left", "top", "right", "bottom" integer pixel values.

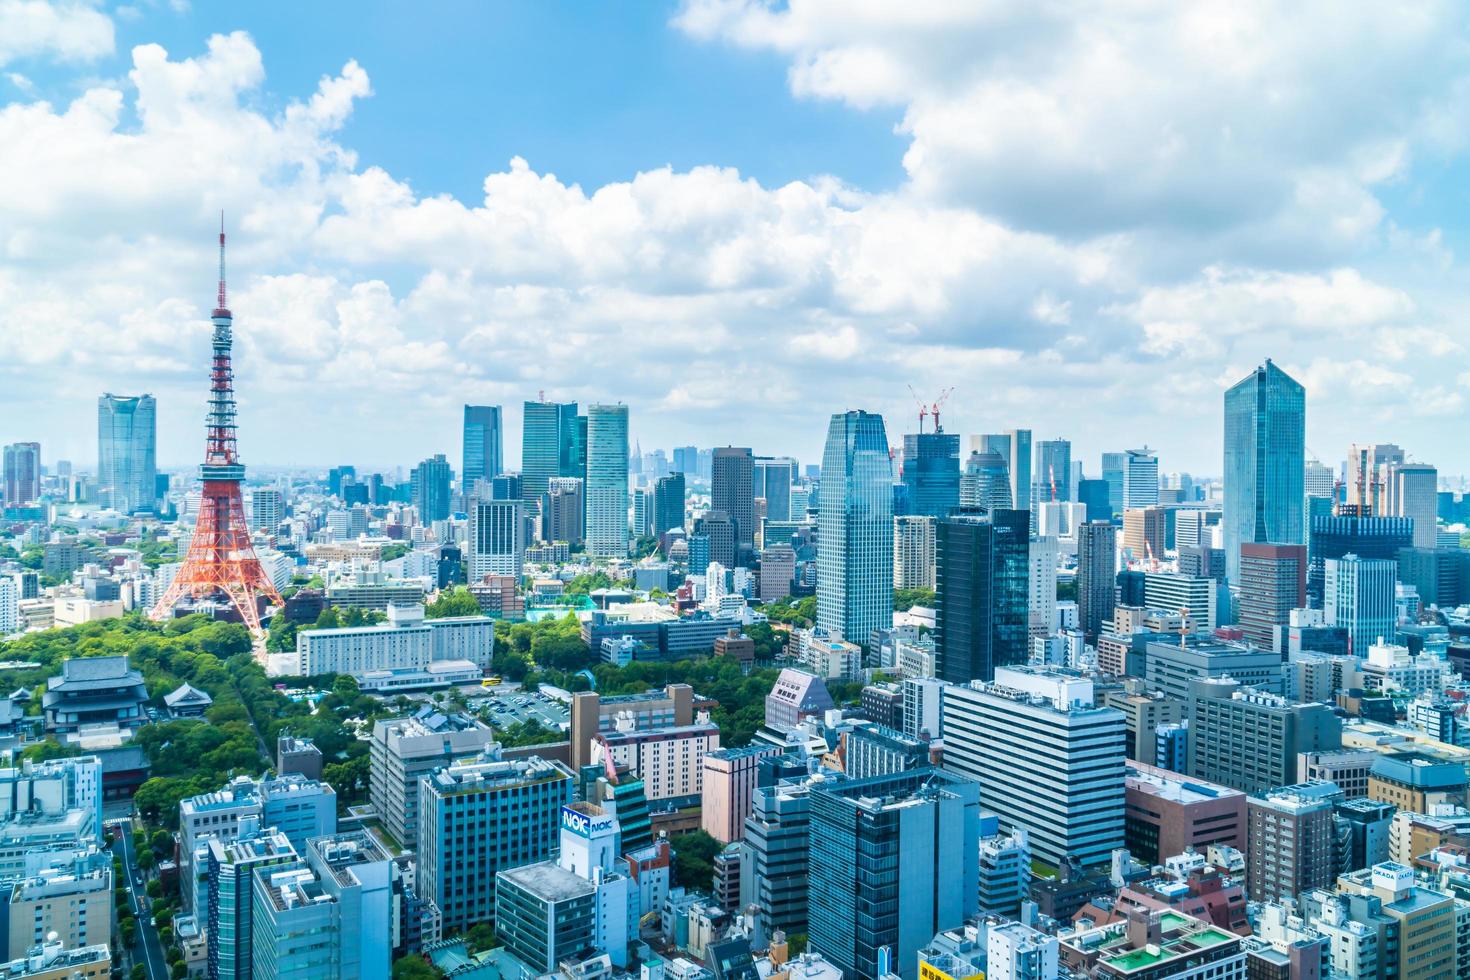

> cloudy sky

[{"left": 2, "top": 1, "right": 1468, "bottom": 478}]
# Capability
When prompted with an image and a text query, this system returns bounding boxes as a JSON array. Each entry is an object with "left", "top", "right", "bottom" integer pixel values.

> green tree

[
  {"left": 893, "top": 587, "right": 935, "bottom": 611},
  {"left": 672, "top": 830, "right": 722, "bottom": 889},
  {"left": 131, "top": 964, "right": 147, "bottom": 980},
  {"left": 20, "top": 738, "right": 80, "bottom": 763},
  {"left": 463, "top": 922, "right": 498, "bottom": 953},
  {"left": 392, "top": 956, "right": 442, "bottom": 980},
  {"left": 146, "top": 879, "right": 163, "bottom": 899},
  {"left": 426, "top": 588, "right": 482, "bottom": 619}
]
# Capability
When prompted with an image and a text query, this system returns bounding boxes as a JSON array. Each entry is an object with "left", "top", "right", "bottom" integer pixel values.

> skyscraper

[
  {"left": 2, "top": 442, "right": 41, "bottom": 507},
  {"left": 808, "top": 768, "right": 979, "bottom": 980},
  {"left": 959, "top": 451, "right": 1011, "bottom": 510},
  {"left": 1100, "top": 452, "right": 1126, "bottom": 516},
  {"left": 585, "top": 404, "right": 629, "bottom": 558},
  {"left": 468, "top": 498, "right": 524, "bottom": 581},
  {"left": 521, "top": 400, "right": 579, "bottom": 499},
  {"left": 1307, "top": 514, "right": 1412, "bottom": 607},
  {"left": 817, "top": 411, "right": 893, "bottom": 650},
  {"left": 1222, "top": 360, "right": 1306, "bottom": 584},
  {"left": 1122, "top": 448, "right": 1159, "bottom": 510},
  {"left": 901, "top": 431, "right": 961, "bottom": 518},
  {"left": 653, "top": 473, "right": 685, "bottom": 544},
  {"left": 98, "top": 393, "right": 157, "bottom": 513},
  {"left": 461, "top": 405, "right": 503, "bottom": 491},
  {"left": 1035, "top": 439, "right": 1072, "bottom": 504},
  {"left": 1385, "top": 462, "right": 1439, "bottom": 549},
  {"left": 1077, "top": 521, "right": 1117, "bottom": 641},
  {"left": 1237, "top": 543, "right": 1307, "bottom": 650},
  {"left": 410, "top": 454, "right": 452, "bottom": 523},
  {"left": 934, "top": 508, "right": 1029, "bottom": 683},
  {"left": 712, "top": 447, "right": 755, "bottom": 563},
  {"left": 1324, "top": 555, "right": 1396, "bottom": 656},
  {"left": 754, "top": 457, "right": 795, "bottom": 523}
]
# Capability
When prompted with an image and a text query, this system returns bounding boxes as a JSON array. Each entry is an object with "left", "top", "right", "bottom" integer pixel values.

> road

[{"left": 113, "top": 818, "right": 169, "bottom": 980}]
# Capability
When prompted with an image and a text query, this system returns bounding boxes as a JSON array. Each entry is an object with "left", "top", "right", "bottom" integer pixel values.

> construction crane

[
  {"left": 930, "top": 386, "right": 956, "bottom": 433},
  {"left": 906, "top": 384, "right": 930, "bottom": 434}
]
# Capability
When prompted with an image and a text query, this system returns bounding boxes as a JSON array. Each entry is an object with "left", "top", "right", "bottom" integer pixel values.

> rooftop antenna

[{"left": 215, "top": 211, "right": 229, "bottom": 316}]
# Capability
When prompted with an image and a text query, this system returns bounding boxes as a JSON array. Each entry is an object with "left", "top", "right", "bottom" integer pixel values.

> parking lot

[{"left": 466, "top": 686, "right": 571, "bottom": 731}]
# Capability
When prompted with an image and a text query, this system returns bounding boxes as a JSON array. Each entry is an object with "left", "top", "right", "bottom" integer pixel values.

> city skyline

[{"left": 5, "top": 4, "right": 1470, "bottom": 472}]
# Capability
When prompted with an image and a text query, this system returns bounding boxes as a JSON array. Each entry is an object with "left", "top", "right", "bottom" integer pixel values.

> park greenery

[
  {"left": 893, "top": 587, "right": 935, "bottom": 611},
  {"left": 0, "top": 614, "right": 393, "bottom": 827}
]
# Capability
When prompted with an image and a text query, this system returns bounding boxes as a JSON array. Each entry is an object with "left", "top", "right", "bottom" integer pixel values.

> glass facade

[
  {"left": 410, "top": 453, "right": 452, "bottom": 522},
  {"left": 1223, "top": 360, "right": 1306, "bottom": 584},
  {"left": 1035, "top": 438, "right": 1072, "bottom": 503},
  {"left": 461, "top": 404, "right": 502, "bottom": 490},
  {"left": 935, "top": 508, "right": 1030, "bottom": 683},
  {"left": 900, "top": 431, "right": 960, "bottom": 518},
  {"left": 817, "top": 411, "right": 893, "bottom": 650},
  {"left": 97, "top": 393, "right": 157, "bottom": 513},
  {"left": 521, "top": 400, "right": 580, "bottom": 499},
  {"left": 585, "top": 403, "right": 629, "bottom": 557}
]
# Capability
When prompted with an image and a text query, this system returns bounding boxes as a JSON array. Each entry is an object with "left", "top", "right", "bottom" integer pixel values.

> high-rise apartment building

[
  {"left": 1122, "top": 448, "right": 1159, "bottom": 511},
  {"left": 1, "top": 443, "right": 40, "bottom": 508},
  {"left": 97, "top": 393, "right": 157, "bottom": 513},
  {"left": 901, "top": 431, "right": 961, "bottom": 519},
  {"left": 893, "top": 515, "right": 937, "bottom": 591},
  {"left": 942, "top": 668, "right": 1125, "bottom": 868},
  {"left": 817, "top": 411, "right": 892, "bottom": 649},
  {"left": 249, "top": 488, "right": 283, "bottom": 533},
  {"left": 1028, "top": 535, "right": 1058, "bottom": 637},
  {"left": 410, "top": 454, "right": 452, "bottom": 523},
  {"left": 712, "top": 447, "right": 755, "bottom": 563},
  {"left": 1223, "top": 360, "right": 1306, "bottom": 584},
  {"left": 808, "top": 769, "right": 979, "bottom": 980},
  {"left": 934, "top": 508, "right": 1029, "bottom": 683},
  {"left": 541, "top": 477, "right": 584, "bottom": 544},
  {"left": 1237, "top": 543, "right": 1306, "bottom": 649},
  {"left": 585, "top": 404, "right": 629, "bottom": 558},
  {"left": 1324, "top": 555, "right": 1396, "bottom": 656},
  {"left": 521, "top": 400, "right": 581, "bottom": 499},
  {"left": 1077, "top": 522, "right": 1117, "bottom": 641},
  {"left": 1246, "top": 783, "right": 1344, "bottom": 902},
  {"left": 461, "top": 405, "right": 503, "bottom": 491}
]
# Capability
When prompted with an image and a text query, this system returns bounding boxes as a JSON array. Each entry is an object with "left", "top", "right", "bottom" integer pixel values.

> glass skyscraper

[
  {"left": 1035, "top": 438, "right": 1072, "bottom": 503},
  {"left": 934, "top": 507, "right": 1030, "bottom": 683},
  {"left": 585, "top": 403, "right": 629, "bottom": 558},
  {"left": 411, "top": 453, "right": 453, "bottom": 522},
  {"left": 97, "top": 393, "right": 157, "bottom": 514},
  {"left": 521, "top": 400, "right": 580, "bottom": 499},
  {"left": 1223, "top": 359, "right": 1306, "bottom": 584},
  {"left": 817, "top": 411, "right": 893, "bottom": 650},
  {"left": 900, "top": 431, "right": 960, "bottom": 518},
  {"left": 461, "top": 404, "right": 503, "bottom": 492}
]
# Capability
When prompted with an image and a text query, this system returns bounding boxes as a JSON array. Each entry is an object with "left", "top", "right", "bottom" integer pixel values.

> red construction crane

[
  {"left": 930, "top": 387, "right": 955, "bottom": 433},
  {"left": 906, "top": 385, "right": 929, "bottom": 433}
]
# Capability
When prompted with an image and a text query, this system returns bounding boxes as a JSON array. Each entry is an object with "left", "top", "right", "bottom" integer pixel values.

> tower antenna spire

[{"left": 216, "top": 211, "right": 228, "bottom": 314}]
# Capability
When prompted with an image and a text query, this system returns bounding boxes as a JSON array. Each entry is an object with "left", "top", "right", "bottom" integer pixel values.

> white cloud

[
  {"left": 2, "top": 24, "right": 1468, "bottom": 472},
  {"left": 0, "top": 0, "right": 113, "bottom": 66}
]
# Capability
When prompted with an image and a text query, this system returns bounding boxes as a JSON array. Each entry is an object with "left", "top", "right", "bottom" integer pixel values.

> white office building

[
  {"left": 1029, "top": 536, "right": 1058, "bottom": 636},
  {"left": 894, "top": 515, "right": 937, "bottom": 591},
  {"left": 941, "top": 667, "right": 1126, "bottom": 867},
  {"left": 284, "top": 603, "right": 494, "bottom": 677},
  {"left": 468, "top": 498, "right": 524, "bottom": 581}
]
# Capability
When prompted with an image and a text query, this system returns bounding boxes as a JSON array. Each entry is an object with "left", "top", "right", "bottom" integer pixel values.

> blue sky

[
  {"left": 2, "top": 1, "right": 1469, "bottom": 478},
  {"left": 99, "top": 2, "right": 905, "bottom": 200}
]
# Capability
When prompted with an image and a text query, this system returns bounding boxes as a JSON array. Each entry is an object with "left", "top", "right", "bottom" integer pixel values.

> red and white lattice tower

[{"left": 151, "top": 221, "right": 282, "bottom": 635}]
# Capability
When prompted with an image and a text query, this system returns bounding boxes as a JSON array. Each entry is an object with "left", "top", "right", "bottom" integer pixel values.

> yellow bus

[{"left": 481, "top": 676, "right": 502, "bottom": 688}]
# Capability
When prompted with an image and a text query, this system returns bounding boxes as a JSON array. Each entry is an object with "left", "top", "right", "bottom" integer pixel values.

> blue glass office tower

[
  {"left": 935, "top": 507, "right": 1030, "bottom": 683},
  {"left": 462, "top": 405, "right": 503, "bottom": 491},
  {"left": 522, "top": 400, "right": 581, "bottom": 499},
  {"left": 1223, "top": 360, "right": 1306, "bottom": 584},
  {"left": 1307, "top": 514, "right": 1412, "bottom": 607},
  {"left": 98, "top": 393, "right": 157, "bottom": 513},
  {"left": 585, "top": 404, "right": 630, "bottom": 558},
  {"left": 1036, "top": 439, "right": 1072, "bottom": 502},
  {"left": 817, "top": 411, "right": 893, "bottom": 650},
  {"left": 900, "top": 432, "right": 960, "bottom": 518},
  {"left": 808, "top": 768, "right": 979, "bottom": 980},
  {"left": 411, "top": 454, "right": 453, "bottom": 522}
]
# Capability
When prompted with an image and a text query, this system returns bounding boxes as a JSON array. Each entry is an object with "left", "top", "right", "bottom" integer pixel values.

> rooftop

[{"left": 497, "top": 859, "right": 597, "bottom": 903}]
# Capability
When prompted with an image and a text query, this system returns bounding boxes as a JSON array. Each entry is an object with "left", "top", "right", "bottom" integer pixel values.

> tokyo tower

[{"left": 151, "top": 221, "right": 283, "bottom": 636}]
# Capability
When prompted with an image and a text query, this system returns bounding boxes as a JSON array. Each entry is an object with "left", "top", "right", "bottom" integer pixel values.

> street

[{"left": 112, "top": 818, "right": 169, "bottom": 980}]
